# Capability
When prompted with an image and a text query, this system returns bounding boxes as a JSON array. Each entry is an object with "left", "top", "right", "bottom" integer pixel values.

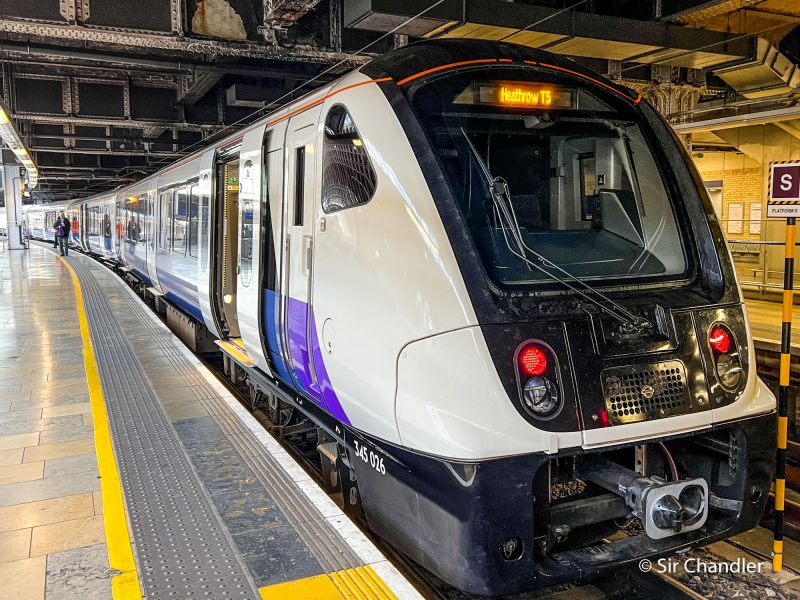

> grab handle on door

[{"left": 304, "top": 235, "right": 312, "bottom": 272}]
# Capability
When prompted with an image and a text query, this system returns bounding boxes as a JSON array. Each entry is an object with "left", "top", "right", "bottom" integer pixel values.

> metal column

[
  {"left": 773, "top": 217, "right": 795, "bottom": 572},
  {"left": 2, "top": 164, "right": 23, "bottom": 250}
]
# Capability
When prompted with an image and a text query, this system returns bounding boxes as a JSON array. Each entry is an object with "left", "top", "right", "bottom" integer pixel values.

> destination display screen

[{"left": 454, "top": 82, "right": 576, "bottom": 109}]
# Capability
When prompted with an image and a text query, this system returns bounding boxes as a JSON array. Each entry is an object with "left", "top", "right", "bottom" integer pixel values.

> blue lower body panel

[{"left": 262, "top": 290, "right": 350, "bottom": 425}]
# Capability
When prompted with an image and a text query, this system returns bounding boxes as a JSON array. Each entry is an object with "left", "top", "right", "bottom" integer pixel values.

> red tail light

[
  {"left": 709, "top": 327, "right": 730, "bottom": 354},
  {"left": 519, "top": 344, "right": 548, "bottom": 376}
]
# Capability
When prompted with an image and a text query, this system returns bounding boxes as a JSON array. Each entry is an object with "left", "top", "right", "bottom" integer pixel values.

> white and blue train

[{"left": 25, "top": 40, "right": 777, "bottom": 596}]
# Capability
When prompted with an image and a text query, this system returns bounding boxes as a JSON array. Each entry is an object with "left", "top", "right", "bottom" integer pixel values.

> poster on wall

[
  {"left": 749, "top": 204, "right": 762, "bottom": 235},
  {"left": 727, "top": 202, "right": 743, "bottom": 234}
]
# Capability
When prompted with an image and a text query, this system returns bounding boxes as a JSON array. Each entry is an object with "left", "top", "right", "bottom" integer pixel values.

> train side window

[
  {"left": 198, "top": 184, "right": 209, "bottom": 272},
  {"left": 103, "top": 208, "right": 112, "bottom": 239},
  {"left": 188, "top": 185, "right": 200, "bottom": 258},
  {"left": 159, "top": 190, "right": 171, "bottom": 252},
  {"left": 88, "top": 207, "right": 98, "bottom": 237},
  {"left": 322, "top": 105, "right": 377, "bottom": 214},
  {"left": 124, "top": 197, "right": 133, "bottom": 241},
  {"left": 173, "top": 188, "right": 188, "bottom": 256},
  {"left": 115, "top": 198, "right": 123, "bottom": 240},
  {"left": 294, "top": 147, "right": 304, "bottom": 226},
  {"left": 124, "top": 196, "right": 141, "bottom": 242}
]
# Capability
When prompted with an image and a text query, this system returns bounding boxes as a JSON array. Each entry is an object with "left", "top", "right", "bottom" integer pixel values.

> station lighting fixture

[{"left": 0, "top": 103, "right": 38, "bottom": 189}]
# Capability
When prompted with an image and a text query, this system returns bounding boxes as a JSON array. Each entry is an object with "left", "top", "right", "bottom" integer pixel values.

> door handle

[{"left": 304, "top": 236, "right": 313, "bottom": 272}]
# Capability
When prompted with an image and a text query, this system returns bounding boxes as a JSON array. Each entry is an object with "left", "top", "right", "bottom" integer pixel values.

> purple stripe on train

[{"left": 286, "top": 297, "right": 351, "bottom": 426}]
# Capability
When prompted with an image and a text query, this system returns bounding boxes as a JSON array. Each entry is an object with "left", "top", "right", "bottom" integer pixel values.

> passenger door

[
  {"left": 195, "top": 150, "right": 219, "bottom": 338},
  {"left": 237, "top": 124, "right": 273, "bottom": 376},
  {"left": 146, "top": 189, "right": 161, "bottom": 290},
  {"left": 282, "top": 109, "right": 324, "bottom": 402}
]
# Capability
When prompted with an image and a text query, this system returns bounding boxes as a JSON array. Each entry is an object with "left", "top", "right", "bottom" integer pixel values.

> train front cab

[{"left": 333, "top": 40, "right": 780, "bottom": 596}]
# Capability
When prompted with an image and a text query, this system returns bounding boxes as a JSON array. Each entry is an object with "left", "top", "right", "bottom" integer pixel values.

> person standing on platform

[{"left": 54, "top": 211, "right": 71, "bottom": 257}]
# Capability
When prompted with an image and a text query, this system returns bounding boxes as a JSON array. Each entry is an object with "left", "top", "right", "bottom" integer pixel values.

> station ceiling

[{"left": 0, "top": 0, "right": 797, "bottom": 202}]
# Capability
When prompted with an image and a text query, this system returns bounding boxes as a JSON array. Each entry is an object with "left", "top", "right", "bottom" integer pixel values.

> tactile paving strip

[
  {"left": 68, "top": 259, "right": 260, "bottom": 600},
  {"left": 107, "top": 268, "right": 364, "bottom": 574}
]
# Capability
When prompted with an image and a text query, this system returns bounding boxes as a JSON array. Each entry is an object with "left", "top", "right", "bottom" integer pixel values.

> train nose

[{"left": 579, "top": 459, "right": 709, "bottom": 540}]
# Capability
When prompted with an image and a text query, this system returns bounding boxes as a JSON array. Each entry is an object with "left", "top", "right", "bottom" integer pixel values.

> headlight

[
  {"left": 715, "top": 352, "right": 743, "bottom": 389},
  {"left": 522, "top": 375, "right": 561, "bottom": 418}
]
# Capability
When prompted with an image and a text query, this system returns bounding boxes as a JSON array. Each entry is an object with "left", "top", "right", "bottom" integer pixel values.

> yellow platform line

[
  {"left": 59, "top": 256, "right": 142, "bottom": 600},
  {"left": 259, "top": 566, "right": 399, "bottom": 600}
]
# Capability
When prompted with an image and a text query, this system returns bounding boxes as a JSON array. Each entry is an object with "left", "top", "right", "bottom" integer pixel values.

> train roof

[
  {"left": 43, "top": 38, "right": 640, "bottom": 209},
  {"left": 361, "top": 38, "right": 640, "bottom": 102}
]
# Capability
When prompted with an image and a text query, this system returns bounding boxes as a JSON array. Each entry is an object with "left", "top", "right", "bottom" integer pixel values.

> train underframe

[
  {"left": 348, "top": 413, "right": 775, "bottom": 597},
  {"left": 228, "top": 346, "right": 775, "bottom": 597}
]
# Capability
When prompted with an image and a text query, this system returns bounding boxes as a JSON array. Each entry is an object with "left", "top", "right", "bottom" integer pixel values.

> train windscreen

[{"left": 404, "top": 68, "right": 689, "bottom": 291}]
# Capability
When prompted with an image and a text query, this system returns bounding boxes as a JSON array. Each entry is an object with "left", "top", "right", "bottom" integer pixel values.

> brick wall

[{"left": 698, "top": 167, "right": 763, "bottom": 241}]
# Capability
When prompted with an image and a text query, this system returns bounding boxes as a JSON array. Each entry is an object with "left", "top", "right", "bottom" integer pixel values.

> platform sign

[{"left": 768, "top": 162, "right": 800, "bottom": 217}]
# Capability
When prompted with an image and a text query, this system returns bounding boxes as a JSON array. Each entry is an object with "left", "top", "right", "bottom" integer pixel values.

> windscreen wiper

[{"left": 460, "top": 128, "right": 650, "bottom": 333}]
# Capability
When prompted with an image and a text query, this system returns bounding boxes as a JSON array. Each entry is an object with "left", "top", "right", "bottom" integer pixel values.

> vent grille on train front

[{"left": 601, "top": 361, "right": 691, "bottom": 425}]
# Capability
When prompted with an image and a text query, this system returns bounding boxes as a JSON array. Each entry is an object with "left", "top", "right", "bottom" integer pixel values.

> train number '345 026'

[{"left": 353, "top": 439, "right": 385, "bottom": 476}]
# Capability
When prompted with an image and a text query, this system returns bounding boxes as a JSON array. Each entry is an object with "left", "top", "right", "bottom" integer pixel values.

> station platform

[
  {"left": 0, "top": 244, "right": 419, "bottom": 600},
  {"left": 745, "top": 298, "right": 800, "bottom": 351}
]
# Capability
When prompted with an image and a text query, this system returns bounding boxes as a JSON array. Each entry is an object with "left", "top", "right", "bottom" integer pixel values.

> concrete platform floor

[
  {"left": 0, "top": 243, "right": 417, "bottom": 600},
  {"left": 0, "top": 248, "right": 110, "bottom": 599}
]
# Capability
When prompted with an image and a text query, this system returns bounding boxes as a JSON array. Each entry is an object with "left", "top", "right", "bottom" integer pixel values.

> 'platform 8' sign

[{"left": 768, "top": 163, "right": 800, "bottom": 218}]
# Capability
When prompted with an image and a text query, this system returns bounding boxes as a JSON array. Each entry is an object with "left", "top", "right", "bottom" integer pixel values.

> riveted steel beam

[
  {"left": 0, "top": 19, "right": 367, "bottom": 64},
  {"left": 0, "top": 42, "right": 338, "bottom": 81},
  {"left": 60, "top": 0, "right": 77, "bottom": 22},
  {"left": 330, "top": 0, "right": 343, "bottom": 53},
  {"left": 266, "top": 0, "right": 323, "bottom": 24},
  {"left": 12, "top": 112, "right": 224, "bottom": 131}
]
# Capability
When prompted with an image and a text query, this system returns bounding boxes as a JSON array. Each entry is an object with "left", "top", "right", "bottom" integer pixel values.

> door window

[
  {"left": 159, "top": 191, "right": 171, "bottom": 251},
  {"left": 294, "top": 147, "right": 305, "bottom": 226},
  {"left": 198, "top": 182, "right": 209, "bottom": 272},
  {"left": 240, "top": 198, "right": 254, "bottom": 287}
]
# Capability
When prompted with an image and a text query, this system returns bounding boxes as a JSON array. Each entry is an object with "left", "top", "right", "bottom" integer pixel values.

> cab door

[{"left": 282, "top": 108, "right": 324, "bottom": 404}]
